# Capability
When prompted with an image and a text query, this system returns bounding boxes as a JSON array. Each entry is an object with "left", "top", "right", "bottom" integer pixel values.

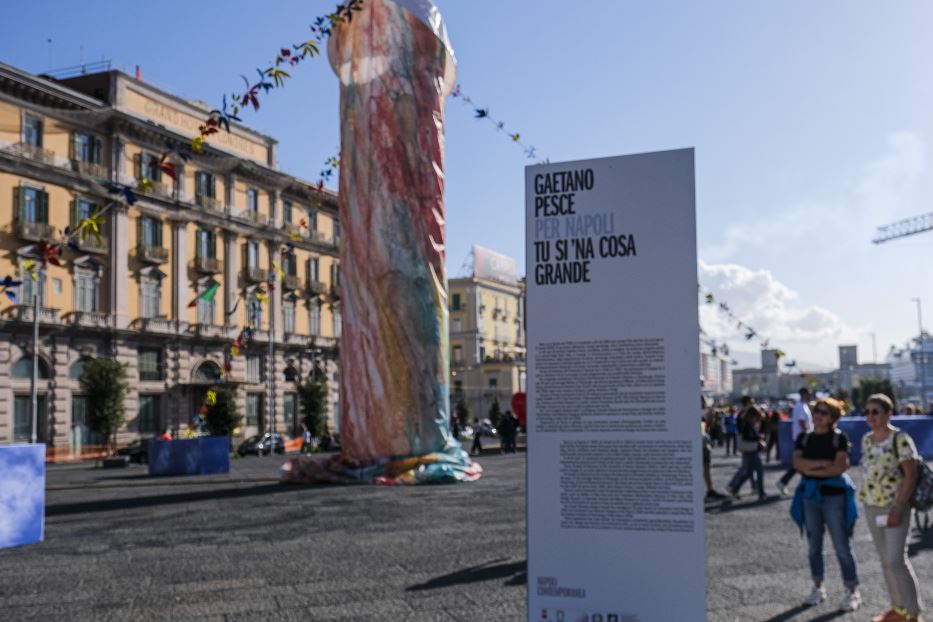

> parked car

[
  {"left": 479, "top": 419, "right": 498, "bottom": 437},
  {"left": 237, "top": 433, "right": 286, "bottom": 456},
  {"left": 116, "top": 439, "right": 149, "bottom": 464}
]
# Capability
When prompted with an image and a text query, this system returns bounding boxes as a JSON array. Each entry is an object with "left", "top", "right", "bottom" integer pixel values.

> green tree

[
  {"left": 80, "top": 358, "right": 129, "bottom": 452},
  {"left": 488, "top": 399, "right": 502, "bottom": 428},
  {"left": 204, "top": 385, "right": 240, "bottom": 436},
  {"left": 297, "top": 378, "right": 328, "bottom": 437},
  {"left": 852, "top": 378, "right": 897, "bottom": 412}
]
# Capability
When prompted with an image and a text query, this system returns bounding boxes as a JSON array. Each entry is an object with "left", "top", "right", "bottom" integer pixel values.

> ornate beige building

[{"left": 0, "top": 62, "right": 341, "bottom": 454}]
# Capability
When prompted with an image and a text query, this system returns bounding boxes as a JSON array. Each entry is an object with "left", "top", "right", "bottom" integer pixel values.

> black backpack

[{"left": 892, "top": 432, "right": 933, "bottom": 531}]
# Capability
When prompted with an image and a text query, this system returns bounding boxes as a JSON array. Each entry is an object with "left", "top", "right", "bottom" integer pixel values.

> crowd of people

[{"left": 702, "top": 390, "right": 927, "bottom": 620}]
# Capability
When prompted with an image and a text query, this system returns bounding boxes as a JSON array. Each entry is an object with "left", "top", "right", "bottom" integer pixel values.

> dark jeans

[
  {"left": 470, "top": 435, "right": 482, "bottom": 455},
  {"left": 765, "top": 432, "right": 779, "bottom": 461},
  {"left": 724, "top": 432, "right": 737, "bottom": 455},
  {"left": 729, "top": 451, "right": 764, "bottom": 496},
  {"left": 803, "top": 493, "right": 859, "bottom": 589},
  {"left": 779, "top": 467, "right": 797, "bottom": 486}
]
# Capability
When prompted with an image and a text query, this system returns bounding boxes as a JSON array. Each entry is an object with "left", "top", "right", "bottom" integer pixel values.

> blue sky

[{"left": 3, "top": 1, "right": 933, "bottom": 368}]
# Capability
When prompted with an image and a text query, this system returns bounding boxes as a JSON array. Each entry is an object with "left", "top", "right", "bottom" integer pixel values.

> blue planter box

[
  {"left": 0, "top": 444, "right": 45, "bottom": 549},
  {"left": 780, "top": 416, "right": 933, "bottom": 466},
  {"left": 148, "top": 437, "right": 230, "bottom": 476}
]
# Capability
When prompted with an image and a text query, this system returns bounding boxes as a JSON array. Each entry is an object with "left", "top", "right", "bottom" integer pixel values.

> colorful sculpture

[{"left": 283, "top": 0, "right": 480, "bottom": 484}]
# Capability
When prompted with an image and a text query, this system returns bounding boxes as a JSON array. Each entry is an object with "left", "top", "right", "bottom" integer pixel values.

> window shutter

[
  {"left": 133, "top": 153, "right": 142, "bottom": 180},
  {"left": 71, "top": 199, "right": 78, "bottom": 226},
  {"left": 13, "top": 187, "right": 21, "bottom": 222},
  {"left": 93, "top": 136, "right": 102, "bottom": 165},
  {"left": 155, "top": 219, "right": 162, "bottom": 247},
  {"left": 137, "top": 217, "right": 144, "bottom": 246},
  {"left": 151, "top": 155, "right": 161, "bottom": 183},
  {"left": 70, "top": 132, "right": 77, "bottom": 160},
  {"left": 210, "top": 174, "right": 216, "bottom": 199},
  {"left": 38, "top": 191, "right": 49, "bottom": 223},
  {"left": 209, "top": 231, "right": 216, "bottom": 258}
]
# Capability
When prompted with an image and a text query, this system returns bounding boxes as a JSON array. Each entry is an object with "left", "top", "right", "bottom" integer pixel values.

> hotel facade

[{"left": 0, "top": 62, "right": 341, "bottom": 454}]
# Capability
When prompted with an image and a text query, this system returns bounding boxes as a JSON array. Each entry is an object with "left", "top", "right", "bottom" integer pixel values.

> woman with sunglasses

[
  {"left": 860, "top": 393, "right": 923, "bottom": 622},
  {"left": 790, "top": 397, "right": 861, "bottom": 612}
]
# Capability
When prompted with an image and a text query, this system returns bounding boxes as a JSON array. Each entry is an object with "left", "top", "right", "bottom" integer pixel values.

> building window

[
  {"left": 452, "top": 293, "right": 461, "bottom": 311},
  {"left": 452, "top": 317, "right": 462, "bottom": 332},
  {"left": 138, "top": 348, "right": 163, "bottom": 381},
  {"left": 193, "top": 361, "right": 221, "bottom": 383},
  {"left": 246, "top": 241, "right": 259, "bottom": 269},
  {"left": 139, "top": 216, "right": 162, "bottom": 247},
  {"left": 333, "top": 219, "right": 341, "bottom": 243},
  {"left": 247, "top": 188, "right": 258, "bottom": 214},
  {"left": 247, "top": 393, "right": 263, "bottom": 426},
  {"left": 73, "top": 198, "right": 97, "bottom": 226},
  {"left": 247, "top": 297, "right": 262, "bottom": 329},
  {"left": 479, "top": 345, "right": 486, "bottom": 361},
  {"left": 246, "top": 354, "right": 263, "bottom": 383},
  {"left": 195, "top": 171, "right": 215, "bottom": 199},
  {"left": 283, "top": 200, "right": 293, "bottom": 224},
  {"left": 308, "top": 209, "right": 318, "bottom": 231},
  {"left": 69, "top": 358, "right": 90, "bottom": 380},
  {"left": 333, "top": 303, "right": 341, "bottom": 339},
  {"left": 453, "top": 380, "right": 463, "bottom": 398},
  {"left": 488, "top": 375, "right": 498, "bottom": 388},
  {"left": 12, "top": 356, "right": 51, "bottom": 379},
  {"left": 196, "top": 229, "right": 216, "bottom": 259},
  {"left": 75, "top": 270, "right": 100, "bottom": 312},
  {"left": 331, "top": 262, "right": 340, "bottom": 287},
  {"left": 17, "top": 187, "right": 48, "bottom": 224},
  {"left": 72, "top": 131, "right": 102, "bottom": 164},
  {"left": 14, "top": 395, "right": 32, "bottom": 442},
  {"left": 284, "top": 300, "right": 296, "bottom": 334},
  {"left": 283, "top": 253, "right": 297, "bottom": 278},
  {"left": 284, "top": 392, "right": 298, "bottom": 436},
  {"left": 139, "top": 152, "right": 163, "bottom": 182},
  {"left": 23, "top": 115, "right": 42, "bottom": 147},
  {"left": 308, "top": 257, "right": 319, "bottom": 282},
  {"left": 140, "top": 277, "right": 161, "bottom": 319},
  {"left": 310, "top": 302, "right": 321, "bottom": 336},
  {"left": 453, "top": 346, "right": 462, "bottom": 363},
  {"left": 20, "top": 264, "right": 46, "bottom": 307},
  {"left": 197, "top": 282, "right": 216, "bottom": 325},
  {"left": 138, "top": 394, "right": 162, "bottom": 434}
]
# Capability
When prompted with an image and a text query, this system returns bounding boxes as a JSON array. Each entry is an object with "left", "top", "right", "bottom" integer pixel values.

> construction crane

[{"left": 873, "top": 210, "right": 933, "bottom": 244}]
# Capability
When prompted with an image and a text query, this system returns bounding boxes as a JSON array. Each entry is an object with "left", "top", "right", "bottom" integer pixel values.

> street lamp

[{"left": 912, "top": 297, "right": 926, "bottom": 407}]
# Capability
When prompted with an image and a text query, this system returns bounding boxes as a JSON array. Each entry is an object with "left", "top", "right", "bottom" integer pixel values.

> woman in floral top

[{"left": 860, "top": 393, "right": 923, "bottom": 622}]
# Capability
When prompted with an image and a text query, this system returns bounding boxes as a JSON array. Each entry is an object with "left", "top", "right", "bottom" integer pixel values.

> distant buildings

[
  {"left": 886, "top": 334, "right": 933, "bottom": 403},
  {"left": 732, "top": 345, "right": 891, "bottom": 400},
  {"left": 448, "top": 246, "right": 526, "bottom": 423}
]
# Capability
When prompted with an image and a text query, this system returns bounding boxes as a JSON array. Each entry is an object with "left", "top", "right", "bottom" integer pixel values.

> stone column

[
  {"left": 224, "top": 232, "right": 238, "bottom": 328},
  {"left": 109, "top": 203, "right": 130, "bottom": 329},
  {"left": 171, "top": 219, "right": 188, "bottom": 329}
]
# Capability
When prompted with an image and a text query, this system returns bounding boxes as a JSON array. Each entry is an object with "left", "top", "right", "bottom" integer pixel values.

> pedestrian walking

[
  {"left": 702, "top": 418, "right": 726, "bottom": 500},
  {"left": 727, "top": 404, "right": 766, "bottom": 501},
  {"left": 300, "top": 424, "right": 311, "bottom": 454},
  {"left": 778, "top": 387, "right": 813, "bottom": 496},
  {"left": 765, "top": 409, "right": 781, "bottom": 463},
  {"left": 470, "top": 418, "right": 483, "bottom": 456},
  {"left": 724, "top": 407, "right": 738, "bottom": 456},
  {"left": 789, "top": 397, "right": 861, "bottom": 612},
  {"left": 860, "top": 393, "right": 924, "bottom": 622}
]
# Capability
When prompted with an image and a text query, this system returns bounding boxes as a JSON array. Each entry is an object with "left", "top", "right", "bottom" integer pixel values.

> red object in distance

[{"left": 511, "top": 392, "right": 527, "bottom": 426}]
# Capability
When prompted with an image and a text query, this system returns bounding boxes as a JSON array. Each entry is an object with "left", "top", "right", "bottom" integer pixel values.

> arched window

[
  {"left": 12, "top": 356, "right": 51, "bottom": 379},
  {"left": 193, "top": 361, "right": 222, "bottom": 383},
  {"left": 284, "top": 366, "right": 298, "bottom": 382},
  {"left": 69, "top": 357, "right": 93, "bottom": 379}
]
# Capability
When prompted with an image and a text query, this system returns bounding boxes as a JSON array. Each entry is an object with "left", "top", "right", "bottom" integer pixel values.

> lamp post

[
  {"left": 30, "top": 271, "right": 40, "bottom": 444},
  {"left": 912, "top": 297, "right": 926, "bottom": 407}
]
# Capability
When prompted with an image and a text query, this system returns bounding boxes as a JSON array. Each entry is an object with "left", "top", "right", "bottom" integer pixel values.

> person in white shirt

[{"left": 777, "top": 387, "right": 813, "bottom": 496}]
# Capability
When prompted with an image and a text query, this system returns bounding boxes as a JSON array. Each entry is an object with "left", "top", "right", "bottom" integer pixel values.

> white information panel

[{"left": 526, "top": 149, "right": 704, "bottom": 622}]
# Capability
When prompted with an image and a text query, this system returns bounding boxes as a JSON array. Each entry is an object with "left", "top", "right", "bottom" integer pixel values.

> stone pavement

[{"left": 0, "top": 449, "right": 930, "bottom": 621}]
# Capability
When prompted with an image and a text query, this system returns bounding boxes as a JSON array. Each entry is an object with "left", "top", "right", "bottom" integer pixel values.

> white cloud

[
  {"left": 0, "top": 452, "right": 44, "bottom": 548},
  {"left": 701, "top": 131, "right": 927, "bottom": 263},
  {"left": 699, "top": 260, "right": 860, "bottom": 366}
]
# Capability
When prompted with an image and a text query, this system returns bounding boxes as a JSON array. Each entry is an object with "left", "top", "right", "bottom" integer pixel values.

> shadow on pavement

[
  {"left": 406, "top": 558, "right": 526, "bottom": 591},
  {"left": 705, "top": 496, "right": 785, "bottom": 514},
  {"left": 46, "top": 483, "right": 306, "bottom": 516},
  {"left": 908, "top": 524, "right": 933, "bottom": 557}
]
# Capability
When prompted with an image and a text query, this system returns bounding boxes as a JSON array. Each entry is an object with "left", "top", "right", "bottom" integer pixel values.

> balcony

[
  {"left": 243, "top": 266, "right": 268, "bottom": 283},
  {"left": 70, "top": 159, "right": 108, "bottom": 179},
  {"left": 14, "top": 220, "right": 55, "bottom": 242},
  {"left": 307, "top": 280, "right": 327, "bottom": 295},
  {"left": 137, "top": 244, "right": 169, "bottom": 264},
  {"left": 330, "top": 284, "right": 341, "bottom": 299},
  {"left": 75, "top": 234, "right": 108, "bottom": 255},
  {"left": 283, "top": 274, "right": 301, "bottom": 290},
  {"left": 136, "top": 317, "right": 175, "bottom": 334},
  {"left": 195, "top": 194, "right": 224, "bottom": 213},
  {"left": 68, "top": 311, "right": 111, "bottom": 329},
  {"left": 310, "top": 335, "right": 338, "bottom": 349},
  {"left": 237, "top": 209, "right": 264, "bottom": 225},
  {"left": 190, "top": 323, "right": 228, "bottom": 339},
  {"left": 284, "top": 332, "right": 309, "bottom": 346},
  {"left": 283, "top": 223, "right": 303, "bottom": 239},
  {"left": 141, "top": 180, "right": 174, "bottom": 199},
  {"left": 194, "top": 256, "right": 222, "bottom": 274},
  {"left": 6, "top": 143, "right": 55, "bottom": 166},
  {"left": 310, "top": 230, "right": 334, "bottom": 246},
  {"left": 7, "top": 305, "right": 60, "bottom": 324}
]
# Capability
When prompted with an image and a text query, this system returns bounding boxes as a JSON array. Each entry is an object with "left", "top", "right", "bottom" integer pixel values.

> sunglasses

[
  {"left": 813, "top": 408, "right": 831, "bottom": 416},
  {"left": 864, "top": 408, "right": 886, "bottom": 416}
]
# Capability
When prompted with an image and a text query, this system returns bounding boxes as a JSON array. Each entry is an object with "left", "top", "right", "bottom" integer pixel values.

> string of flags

[
  {"left": 701, "top": 287, "right": 825, "bottom": 387},
  {"left": 450, "top": 84, "right": 547, "bottom": 164}
]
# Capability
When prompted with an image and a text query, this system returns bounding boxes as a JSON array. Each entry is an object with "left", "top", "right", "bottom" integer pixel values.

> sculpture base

[{"left": 280, "top": 442, "right": 482, "bottom": 485}]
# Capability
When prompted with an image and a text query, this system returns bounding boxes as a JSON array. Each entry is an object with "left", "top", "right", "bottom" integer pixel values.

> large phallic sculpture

[{"left": 283, "top": 0, "right": 480, "bottom": 484}]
